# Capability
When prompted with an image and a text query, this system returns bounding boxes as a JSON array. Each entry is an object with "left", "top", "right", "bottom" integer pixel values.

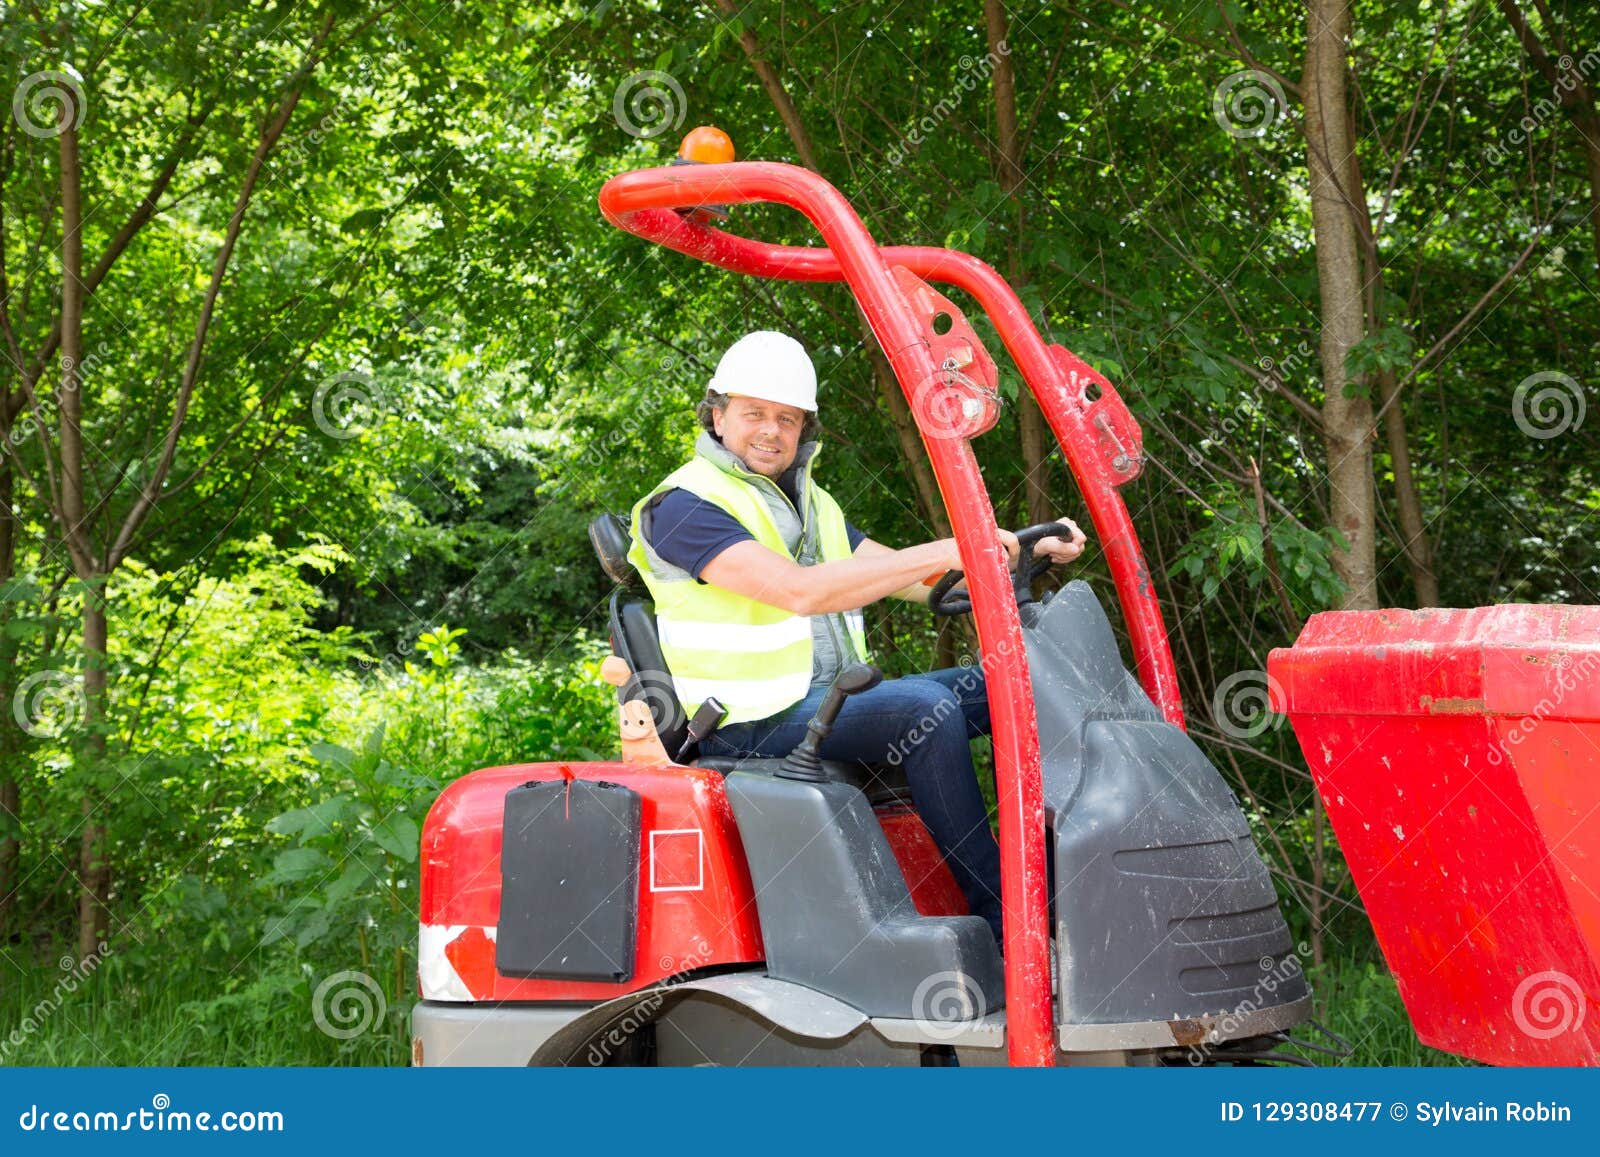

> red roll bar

[{"left": 599, "top": 159, "right": 1184, "bottom": 1068}]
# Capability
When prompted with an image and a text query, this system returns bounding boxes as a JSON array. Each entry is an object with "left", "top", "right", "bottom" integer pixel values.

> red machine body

[
  {"left": 1270, "top": 605, "right": 1600, "bottom": 1066},
  {"left": 418, "top": 761, "right": 966, "bottom": 1004}
]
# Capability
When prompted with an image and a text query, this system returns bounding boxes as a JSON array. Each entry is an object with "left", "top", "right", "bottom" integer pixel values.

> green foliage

[
  {"left": 1345, "top": 325, "right": 1418, "bottom": 382},
  {"left": 1168, "top": 501, "right": 1344, "bottom": 611}
]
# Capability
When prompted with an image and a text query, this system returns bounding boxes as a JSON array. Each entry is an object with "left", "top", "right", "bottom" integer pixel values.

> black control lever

[{"left": 776, "top": 663, "right": 883, "bottom": 782}]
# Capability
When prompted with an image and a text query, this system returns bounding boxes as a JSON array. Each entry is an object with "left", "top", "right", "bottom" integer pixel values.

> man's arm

[
  {"left": 698, "top": 536, "right": 965, "bottom": 615},
  {"left": 696, "top": 519, "right": 1088, "bottom": 616},
  {"left": 854, "top": 518, "right": 1090, "bottom": 606},
  {"left": 854, "top": 537, "right": 939, "bottom": 604}
]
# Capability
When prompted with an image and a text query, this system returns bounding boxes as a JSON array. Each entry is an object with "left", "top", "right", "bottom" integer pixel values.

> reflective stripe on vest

[{"left": 627, "top": 445, "right": 870, "bottom": 726}]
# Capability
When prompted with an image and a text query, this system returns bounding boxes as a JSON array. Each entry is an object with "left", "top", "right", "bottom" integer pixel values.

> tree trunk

[
  {"left": 1580, "top": 107, "right": 1600, "bottom": 278},
  {"left": 711, "top": 0, "right": 820, "bottom": 172},
  {"left": 1303, "top": 0, "right": 1376, "bottom": 969},
  {"left": 0, "top": 777, "right": 16, "bottom": 940},
  {"left": 58, "top": 102, "right": 109, "bottom": 955},
  {"left": 1374, "top": 367, "right": 1438, "bottom": 605},
  {"left": 1304, "top": 0, "right": 1378, "bottom": 612},
  {"left": 867, "top": 342, "right": 953, "bottom": 537},
  {"left": 78, "top": 596, "right": 110, "bottom": 958},
  {"left": 986, "top": 0, "right": 1052, "bottom": 529}
]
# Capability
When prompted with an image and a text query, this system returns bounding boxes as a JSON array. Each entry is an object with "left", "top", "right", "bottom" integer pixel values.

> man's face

[{"left": 712, "top": 395, "right": 808, "bottom": 479}]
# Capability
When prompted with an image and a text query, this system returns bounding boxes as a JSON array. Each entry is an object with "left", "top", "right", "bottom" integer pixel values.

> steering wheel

[{"left": 929, "top": 521, "right": 1075, "bottom": 617}]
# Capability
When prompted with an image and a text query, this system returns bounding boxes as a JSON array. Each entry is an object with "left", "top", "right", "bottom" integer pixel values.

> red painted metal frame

[{"left": 599, "top": 160, "right": 1184, "bottom": 1067}]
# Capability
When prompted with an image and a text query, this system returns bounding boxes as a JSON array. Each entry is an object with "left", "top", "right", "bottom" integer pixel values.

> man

[{"left": 627, "top": 331, "right": 1086, "bottom": 945}]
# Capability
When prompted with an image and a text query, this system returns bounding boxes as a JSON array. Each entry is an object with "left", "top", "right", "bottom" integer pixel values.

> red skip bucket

[{"left": 1269, "top": 605, "right": 1600, "bottom": 1066}]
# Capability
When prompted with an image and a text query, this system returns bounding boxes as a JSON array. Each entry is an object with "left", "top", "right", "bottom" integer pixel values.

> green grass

[
  {"left": 2, "top": 940, "right": 1462, "bottom": 1067},
  {"left": 0, "top": 948, "right": 408, "bottom": 1067},
  {"left": 1296, "top": 957, "right": 1469, "bottom": 1067}
]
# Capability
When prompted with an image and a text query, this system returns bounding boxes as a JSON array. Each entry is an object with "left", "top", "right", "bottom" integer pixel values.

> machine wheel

[{"left": 589, "top": 1021, "right": 658, "bottom": 1067}]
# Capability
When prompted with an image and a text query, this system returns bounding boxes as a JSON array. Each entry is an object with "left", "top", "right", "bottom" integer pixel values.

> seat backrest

[
  {"left": 607, "top": 590, "right": 688, "bottom": 755},
  {"left": 590, "top": 512, "right": 690, "bottom": 756},
  {"left": 588, "top": 512, "right": 640, "bottom": 588}
]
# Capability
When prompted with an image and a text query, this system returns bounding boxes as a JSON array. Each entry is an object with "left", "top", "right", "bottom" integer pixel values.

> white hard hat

[{"left": 708, "top": 331, "right": 818, "bottom": 412}]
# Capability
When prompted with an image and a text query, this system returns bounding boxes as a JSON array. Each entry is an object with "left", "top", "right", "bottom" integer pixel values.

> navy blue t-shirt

[{"left": 644, "top": 484, "right": 867, "bottom": 581}]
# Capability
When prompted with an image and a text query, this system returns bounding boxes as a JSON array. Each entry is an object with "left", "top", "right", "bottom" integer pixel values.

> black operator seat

[{"left": 587, "top": 512, "right": 689, "bottom": 756}]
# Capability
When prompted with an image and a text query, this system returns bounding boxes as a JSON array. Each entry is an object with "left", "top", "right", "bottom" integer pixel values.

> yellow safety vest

[{"left": 628, "top": 440, "right": 870, "bottom": 725}]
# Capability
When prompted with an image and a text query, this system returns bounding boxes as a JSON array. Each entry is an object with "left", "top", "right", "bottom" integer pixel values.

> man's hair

[{"left": 697, "top": 389, "right": 820, "bottom": 442}]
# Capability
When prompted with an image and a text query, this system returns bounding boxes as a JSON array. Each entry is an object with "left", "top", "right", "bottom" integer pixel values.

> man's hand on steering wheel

[
  {"left": 936, "top": 516, "right": 1085, "bottom": 578},
  {"left": 926, "top": 516, "right": 1091, "bottom": 616},
  {"left": 1030, "top": 516, "right": 1087, "bottom": 566}
]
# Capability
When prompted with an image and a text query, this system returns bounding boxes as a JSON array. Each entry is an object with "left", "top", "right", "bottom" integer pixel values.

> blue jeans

[{"left": 700, "top": 665, "right": 1003, "bottom": 943}]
